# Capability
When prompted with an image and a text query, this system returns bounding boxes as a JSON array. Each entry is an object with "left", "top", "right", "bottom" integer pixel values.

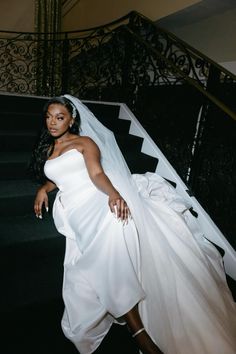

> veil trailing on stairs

[{"left": 63, "top": 94, "right": 236, "bottom": 354}]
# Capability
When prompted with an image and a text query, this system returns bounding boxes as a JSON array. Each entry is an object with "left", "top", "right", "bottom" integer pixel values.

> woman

[{"left": 32, "top": 95, "right": 236, "bottom": 354}]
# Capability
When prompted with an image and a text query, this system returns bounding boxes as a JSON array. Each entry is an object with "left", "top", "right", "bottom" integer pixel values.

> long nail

[{"left": 46, "top": 207, "right": 49, "bottom": 212}]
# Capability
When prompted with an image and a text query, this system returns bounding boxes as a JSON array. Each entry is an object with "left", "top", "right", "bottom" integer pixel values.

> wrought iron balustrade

[{"left": 0, "top": 11, "right": 235, "bottom": 248}]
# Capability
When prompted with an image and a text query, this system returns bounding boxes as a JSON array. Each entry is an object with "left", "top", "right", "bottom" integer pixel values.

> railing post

[
  {"left": 61, "top": 33, "right": 69, "bottom": 95},
  {"left": 187, "top": 100, "right": 209, "bottom": 192},
  {"left": 206, "top": 64, "right": 221, "bottom": 99},
  {"left": 36, "top": 33, "right": 50, "bottom": 96}
]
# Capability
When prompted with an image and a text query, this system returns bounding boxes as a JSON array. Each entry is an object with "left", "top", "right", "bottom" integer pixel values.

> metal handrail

[
  {"left": 124, "top": 25, "right": 236, "bottom": 121},
  {"left": 0, "top": 10, "right": 235, "bottom": 121},
  {"left": 132, "top": 11, "right": 236, "bottom": 81}
]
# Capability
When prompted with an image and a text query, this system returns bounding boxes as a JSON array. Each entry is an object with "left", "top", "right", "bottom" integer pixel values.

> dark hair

[{"left": 29, "top": 96, "right": 81, "bottom": 183}]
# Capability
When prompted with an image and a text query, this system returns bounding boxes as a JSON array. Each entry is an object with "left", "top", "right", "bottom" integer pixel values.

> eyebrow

[{"left": 46, "top": 111, "right": 66, "bottom": 116}]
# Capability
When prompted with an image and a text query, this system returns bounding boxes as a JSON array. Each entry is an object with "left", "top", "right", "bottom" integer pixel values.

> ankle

[
  {"left": 132, "top": 327, "right": 145, "bottom": 338},
  {"left": 132, "top": 330, "right": 163, "bottom": 354}
]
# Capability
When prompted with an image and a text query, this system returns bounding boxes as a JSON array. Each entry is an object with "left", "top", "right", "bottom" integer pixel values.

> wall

[
  {"left": 157, "top": 4, "right": 236, "bottom": 75},
  {"left": 62, "top": 0, "right": 201, "bottom": 30},
  {"left": 171, "top": 8, "right": 236, "bottom": 72},
  {"left": 1, "top": 0, "right": 235, "bottom": 76},
  {"left": 0, "top": 0, "right": 34, "bottom": 32}
]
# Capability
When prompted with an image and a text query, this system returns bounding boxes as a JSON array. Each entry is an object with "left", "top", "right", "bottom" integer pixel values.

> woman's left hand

[{"left": 108, "top": 192, "right": 131, "bottom": 223}]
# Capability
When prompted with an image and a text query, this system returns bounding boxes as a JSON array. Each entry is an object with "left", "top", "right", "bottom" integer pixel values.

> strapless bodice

[
  {"left": 44, "top": 148, "right": 110, "bottom": 250},
  {"left": 44, "top": 149, "right": 95, "bottom": 193}
]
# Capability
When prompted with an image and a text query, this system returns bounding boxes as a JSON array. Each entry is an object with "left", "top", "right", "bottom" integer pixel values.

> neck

[{"left": 54, "top": 131, "right": 71, "bottom": 144}]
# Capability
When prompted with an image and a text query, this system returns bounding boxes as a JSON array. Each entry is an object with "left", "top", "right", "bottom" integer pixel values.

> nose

[{"left": 50, "top": 117, "right": 57, "bottom": 125}]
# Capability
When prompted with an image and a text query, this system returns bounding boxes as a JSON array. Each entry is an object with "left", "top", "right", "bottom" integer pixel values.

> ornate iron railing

[
  {"left": 128, "top": 12, "right": 236, "bottom": 118},
  {"left": 0, "top": 12, "right": 236, "bottom": 115},
  {"left": 0, "top": 11, "right": 235, "bottom": 248}
]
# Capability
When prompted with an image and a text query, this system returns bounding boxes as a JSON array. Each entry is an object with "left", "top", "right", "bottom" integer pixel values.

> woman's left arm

[{"left": 81, "top": 137, "right": 130, "bottom": 221}]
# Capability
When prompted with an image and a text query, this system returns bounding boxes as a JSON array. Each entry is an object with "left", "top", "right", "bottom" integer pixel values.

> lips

[{"left": 49, "top": 129, "right": 57, "bottom": 134}]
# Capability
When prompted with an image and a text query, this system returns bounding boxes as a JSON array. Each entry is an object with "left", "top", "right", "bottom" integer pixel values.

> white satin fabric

[{"left": 44, "top": 148, "right": 236, "bottom": 354}]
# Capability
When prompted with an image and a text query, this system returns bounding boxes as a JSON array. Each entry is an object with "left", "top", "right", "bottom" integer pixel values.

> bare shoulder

[
  {"left": 77, "top": 136, "right": 100, "bottom": 156},
  {"left": 79, "top": 136, "right": 100, "bottom": 152},
  {"left": 68, "top": 136, "right": 96, "bottom": 149}
]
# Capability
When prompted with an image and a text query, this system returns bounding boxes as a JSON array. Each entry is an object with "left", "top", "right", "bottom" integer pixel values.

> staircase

[
  {"left": 0, "top": 93, "right": 160, "bottom": 354},
  {"left": 0, "top": 93, "right": 235, "bottom": 354}
]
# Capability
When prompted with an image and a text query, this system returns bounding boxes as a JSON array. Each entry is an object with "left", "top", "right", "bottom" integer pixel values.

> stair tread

[
  {"left": 0, "top": 151, "right": 31, "bottom": 162},
  {"left": 0, "top": 111, "right": 41, "bottom": 115},
  {"left": 0, "top": 299, "right": 136, "bottom": 353},
  {"left": 0, "top": 179, "right": 40, "bottom": 198},
  {"left": 0, "top": 130, "right": 37, "bottom": 136},
  {"left": 0, "top": 94, "right": 47, "bottom": 111},
  {"left": 0, "top": 213, "right": 60, "bottom": 246},
  {"left": 0, "top": 236, "right": 65, "bottom": 310}
]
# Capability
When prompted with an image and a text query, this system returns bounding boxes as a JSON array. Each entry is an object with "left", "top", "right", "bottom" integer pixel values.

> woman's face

[{"left": 46, "top": 103, "right": 74, "bottom": 138}]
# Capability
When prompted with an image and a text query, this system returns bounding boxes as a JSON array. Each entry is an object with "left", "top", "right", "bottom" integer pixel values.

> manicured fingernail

[
  {"left": 46, "top": 207, "right": 49, "bottom": 212},
  {"left": 39, "top": 215, "right": 42, "bottom": 219}
]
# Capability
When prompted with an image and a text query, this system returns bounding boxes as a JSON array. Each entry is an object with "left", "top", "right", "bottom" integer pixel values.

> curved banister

[
  {"left": 0, "top": 11, "right": 235, "bottom": 254},
  {"left": 0, "top": 10, "right": 235, "bottom": 121},
  {"left": 131, "top": 11, "right": 236, "bottom": 81},
  {"left": 124, "top": 25, "right": 236, "bottom": 121}
]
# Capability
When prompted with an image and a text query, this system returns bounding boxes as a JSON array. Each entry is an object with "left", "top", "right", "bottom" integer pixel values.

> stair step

[
  {"left": 0, "top": 94, "right": 47, "bottom": 112},
  {"left": 0, "top": 151, "right": 31, "bottom": 162},
  {"left": 0, "top": 151, "right": 32, "bottom": 179},
  {"left": 0, "top": 179, "right": 56, "bottom": 216},
  {"left": 125, "top": 151, "right": 158, "bottom": 173},
  {"left": 85, "top": 102, "right": 120, "bottom": 119},
  {"left": 114, "top": 134, "right": 158, "bottom": 173},
  {"left": 0, "top": 237, "right": 65, "bottom": 309},
  {"left": 0, "top": 179, "right": 39, "bottom": 198},
  {"left": 115, "top": 133, "right": 143, "bottom": 151},
  {"left": 0, "top": 213, "right": 60, "bottom": 246},
  {"left": 85, "top": 102, "right": 131, "bottom": 133},
  {"left": 0, "top": 298, "right": 78, "bottom": 354},
  {"left": 0, "top": 130, "right": 38, "bottom": 151},
  {"left": 0, "top": 112, "right": 42, "bottom": 130},
  {"left": 0, "top": 300, "right": 138, "bottom": 354}
]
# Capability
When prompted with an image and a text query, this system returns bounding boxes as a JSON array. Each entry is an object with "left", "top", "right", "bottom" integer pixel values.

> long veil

[
  {"left": 64, "top": 95, "right": 236, "bottom": 354},
  {"left": 64, "top": 94, "right": 178, "bottom": 346},
  {"left": 63, "top": 94, "right": 153, "bottom": 236},
  {"left": 64, "top": 94, "right": 132, "bottom": 184}
]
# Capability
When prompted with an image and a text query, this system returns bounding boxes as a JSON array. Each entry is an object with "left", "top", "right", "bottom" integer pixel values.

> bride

[{"left": 32, "top": 94, "right": 236, "bottom": 354}]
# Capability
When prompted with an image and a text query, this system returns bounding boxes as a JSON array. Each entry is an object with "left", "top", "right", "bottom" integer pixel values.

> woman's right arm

[{"left": 34, "top": 180, "right": 57, "bottom": 219}]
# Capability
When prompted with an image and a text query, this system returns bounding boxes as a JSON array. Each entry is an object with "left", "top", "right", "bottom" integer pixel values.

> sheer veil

[
  {"left": 63, "top": 94, "right": 146, "bottom": 221},
  {"left": 64, "top": 94, "right": 131, "bottom": 181},
  {"left": 63, "top": 94, "right": 186, "bottom": 349},
  {"left": 63, "top": 94, "right": 236, "bottom": 353}
]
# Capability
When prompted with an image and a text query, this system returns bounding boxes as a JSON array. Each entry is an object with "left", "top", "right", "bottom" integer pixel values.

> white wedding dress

[{"left": 44, "top": 147, "right": 236, "bottom": 354}]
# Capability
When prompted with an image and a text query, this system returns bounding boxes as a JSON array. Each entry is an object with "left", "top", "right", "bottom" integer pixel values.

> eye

[{"left": 57, "top": 115, "right": 64, "bottom": 120}]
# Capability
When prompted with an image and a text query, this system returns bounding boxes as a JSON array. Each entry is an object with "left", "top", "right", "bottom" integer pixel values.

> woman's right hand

[
  {"left": 109, "top": 192, "right": 131, "bottom": 223},
  {"left": 34, "top": 187, "right": 49, "bottom": 219}
]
